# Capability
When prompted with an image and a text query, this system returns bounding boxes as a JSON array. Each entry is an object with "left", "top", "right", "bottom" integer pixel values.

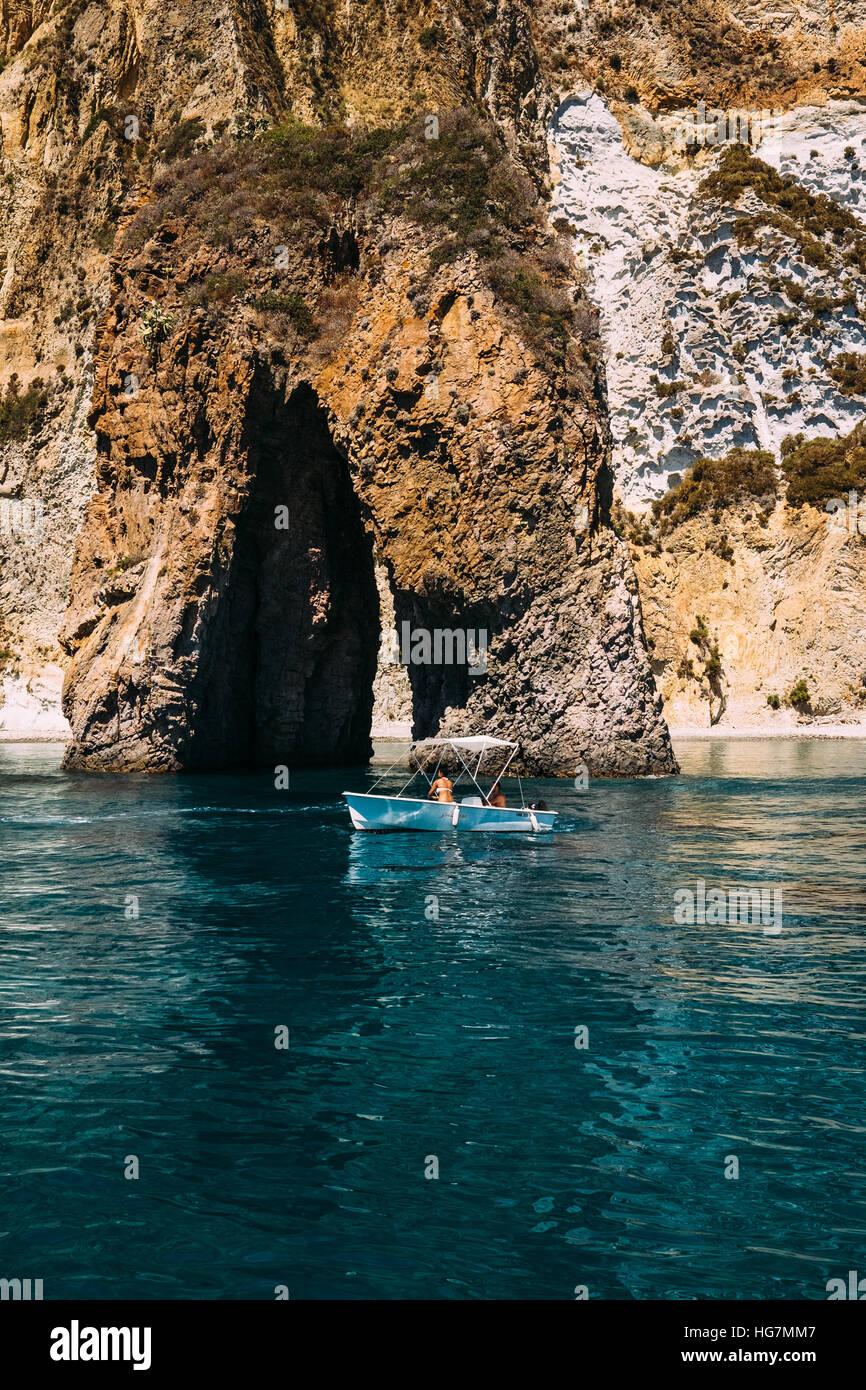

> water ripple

[{"left": 0, "top": 738, "right": 864, "bottom": 1298}]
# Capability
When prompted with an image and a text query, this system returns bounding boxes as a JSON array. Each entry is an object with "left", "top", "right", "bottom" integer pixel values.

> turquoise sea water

[{"left": 0, "top": 738, "right": 864, "bottom": 1300}]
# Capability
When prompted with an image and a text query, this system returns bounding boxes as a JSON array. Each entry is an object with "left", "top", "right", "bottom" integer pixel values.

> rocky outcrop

[
  {"left": 58, "top": 116, "right": 674, "bottom": 775},
  {"left": 534, "top": 0, "right": 866, "bottom": 112},
  {"left": 371, "top": 562, "right": 413, "bottom": 737},
  {"left": 546, "top": 78, "right": 866, "bottom": 734},
  {"left": 550, "top": 93, "right": 866, "bottom": 507},
  {"left": 12, "top": 0, "right": 866, "bottom": 768},
  {"left": 632, "top": 497, "right": 866, "bottom": 730},
  {"left": 0, "top": 0, "right": 678, "bottom": 774},
  {"left": 0, "top": 0, "right": 268, "bottom": 734}
]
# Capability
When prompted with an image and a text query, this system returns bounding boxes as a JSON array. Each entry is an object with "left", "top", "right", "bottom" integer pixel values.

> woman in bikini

[{"left": 428, "top": 774, "right": 454, "bottom": 804}]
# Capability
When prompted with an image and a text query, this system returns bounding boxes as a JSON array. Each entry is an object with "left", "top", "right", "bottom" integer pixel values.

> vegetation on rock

[
  {"left": 699, "top": 145, "right": 866, "bottom": 272},
  {"left": 124, "top": 108, "right": 586, "bottom": 368},
  {"left": 137, "top": 303, "right": 175, "bottom": 348},
  {"left": 828, "top": 351, "right": 866, "bottom": 396},
  {"left": 781, "top": 423, "right": 866, "bottom": 508},
  {"left": 0, "top": 378, "right": 49, "bottom": 445},
  {"left": 651, "top": 448, "right": 777, "bottom": 532}
]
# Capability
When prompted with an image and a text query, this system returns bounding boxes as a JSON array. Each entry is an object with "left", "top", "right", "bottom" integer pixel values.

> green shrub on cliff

[
  {"left": 265, "top": 116, "right": 400, "bottom": 204},
  {"left": 138, "top": 302, "right": 175, "bottom": 348},
  {"left": 699, "top": 145, "right": 866, "bottom": 271},
  {"left": 651, "top": 376, "right": 684, "bottom": 398},
  {"left": 92, "top": 222, "right": 116, "bottom": 252},
  {"left": 374, "top": 110, "right": 537, "bottom": 256},
  {"left": 651, "top": 448, "right": 778, "bottom": 531},
  {"left": 828, "top": 352, "right": 866, "bottom": 396},
  {"left": 133, "top": 115, "right": 403, "bottom": 255},
  {"left": 254, "top": 291, "right": 317, "bottom": 335},
  {"left": 417, "top": 23, "right": 445, "bottom": 50},
  {"left": 781, "top": 423, "right": 866, "bottom": 508},
  {"left": 202, "top": 272, "right": 249, "bottom": 304},
  {"left": 485, "top": 255, "right": 574, "bottom": 357},
  {"left": 0, "top": 379, "right": 49, "bottom": 444},
  {"left": 127, "top": 106, "right": 578, "bottom": 367},
  {"left": 157, "top": 117, "right": 206, "bottom": 164}
]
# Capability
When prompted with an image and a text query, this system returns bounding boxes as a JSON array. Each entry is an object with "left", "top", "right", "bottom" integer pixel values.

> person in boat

[
  {"left": 428, "top": 774, "right": 454, "bottom": 803},
  {"left": 486, "top": 783, "right": 506, "bottom": 808}
]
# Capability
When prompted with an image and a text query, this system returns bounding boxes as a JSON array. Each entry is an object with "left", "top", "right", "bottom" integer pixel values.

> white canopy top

[{"left": 414, "top": 736, "right": 518, "bottom": 751}]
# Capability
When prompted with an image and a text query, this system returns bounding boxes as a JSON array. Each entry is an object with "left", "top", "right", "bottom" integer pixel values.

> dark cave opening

[
  {"left": 188, "top": 381, "right": 380, "bottom": 770},
  {"left": 390, "top": 580, "right": 496, "bottom": 742}
]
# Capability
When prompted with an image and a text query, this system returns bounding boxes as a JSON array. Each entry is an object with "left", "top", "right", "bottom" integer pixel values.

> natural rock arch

[
  {"left": 60, "top": 193, "right": 676, "bottom": 777},
  {"left": 187, "top": 380, "right": 380, "bottom": 769}
]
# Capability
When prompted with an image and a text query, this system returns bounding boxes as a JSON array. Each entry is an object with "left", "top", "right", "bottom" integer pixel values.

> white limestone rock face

[
  {"left": 550, "top": 94, "right": 866, "bottom": 508},
  {"left": 726, "top": 1, "right": 865, "bottom": 37},
  {"left": 370, "top": 562, "right": 413, "bottom": 739},
  {"left": 0, "top": 366, "right": 99, "bottom": 740},
  {"left": 0, "top": 666, "right": 70, "bottom": 740}
]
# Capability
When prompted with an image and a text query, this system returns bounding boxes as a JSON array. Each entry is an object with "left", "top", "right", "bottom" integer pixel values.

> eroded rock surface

[
  {"left": 10, "top": 0, "right": 866, "bottom": 764},
  {"left": 551, "top": 94, "right": 866, "bottom": 506},
  {"left": 633, "top": 499, "right": 866, "bottom": 730},
  {"left": 60, "top": 169, "right": 674, "bottom": 774}
]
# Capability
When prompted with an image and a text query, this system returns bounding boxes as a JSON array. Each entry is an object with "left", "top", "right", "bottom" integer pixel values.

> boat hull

[{"left": 343, "top": 792, "right": 557, "bottom": 833}]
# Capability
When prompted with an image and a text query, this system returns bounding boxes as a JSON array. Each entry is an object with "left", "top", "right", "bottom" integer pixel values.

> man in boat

[
  {"left": 486, "top": 783, "right": 506, "bottom": 808},
  {"left": 428, "top": 774, "right": 454, "bottom": 803}
]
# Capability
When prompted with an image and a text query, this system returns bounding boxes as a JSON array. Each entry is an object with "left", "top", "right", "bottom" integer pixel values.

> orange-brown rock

[
  {"left": 59, "top": 123, "right": 675, "bottom": 774},
  {"left": 23, "top": 1, "right": 863, "bottom": 769}
]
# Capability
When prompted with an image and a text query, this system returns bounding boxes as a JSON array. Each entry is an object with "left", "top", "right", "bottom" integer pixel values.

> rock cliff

[
  {"left": 58, "top": 107, "right": 672, "bottom": 775},
  {"left": 0, "top": 0, "right": 675, "bottom": 775},
  {"left": 551, "top": 93, "right": 866, "bottom": 506},
  {"left": 632, "top": 493, "right": 866, "bottom": 731},
  {"left": 5, "top": 0, "right": 866, "bottom": 765},
  {"left": 542, "top": 4, "right": 866, "bottom": 733}
]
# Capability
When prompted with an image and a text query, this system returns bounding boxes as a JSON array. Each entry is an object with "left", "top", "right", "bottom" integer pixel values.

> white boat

[{"left": 343, "top": 736, "right": 557, "bottom": 833}]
